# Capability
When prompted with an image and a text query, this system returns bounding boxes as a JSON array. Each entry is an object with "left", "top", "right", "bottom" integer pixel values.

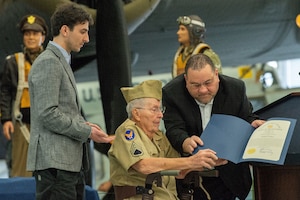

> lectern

[{"left": 253, "top": 92, "right": 300, "bottom": 200}]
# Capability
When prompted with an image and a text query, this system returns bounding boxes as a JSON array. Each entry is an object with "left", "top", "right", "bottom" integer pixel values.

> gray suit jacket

[{"left": 27, "top": 42, "right": 91, "bottom": 172}]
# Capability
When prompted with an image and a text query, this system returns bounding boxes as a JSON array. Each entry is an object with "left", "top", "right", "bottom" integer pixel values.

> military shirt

[{"left": 109, "top": 119, "right": 180, "bottom": 200}]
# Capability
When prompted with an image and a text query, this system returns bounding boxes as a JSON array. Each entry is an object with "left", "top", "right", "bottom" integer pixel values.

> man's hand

[
  {"left": 182, "top": 135, "right": 203, "bottom": 154},
  {"left": 191, "top": 148, "right": 218, "bottom": 170},
  {"left": 215, "top": 158, "right": 228, "bottom": 166},
  {"left": 251, "top": 119, "right": 265, "bottom": 128},
  {"left": 176, "top": 155, "right": 228, "bottom": 179},
  {"left": 3, "top": 121, "right": 14, "bottom": 140},
  {"left": 87, "top": 122, "right": 115, "bottom": 143}
]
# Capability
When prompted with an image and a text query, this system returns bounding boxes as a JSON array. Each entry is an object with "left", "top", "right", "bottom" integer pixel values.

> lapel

[
  {"left": 182, "top": 82, "right": 204, "bottom": 134},
  {"left": 212, "top": 76, "right": 226, "bottom": 113},
  {"left": 189, "top": 96, "right": 204, "bottom": 134},
  {"left": 46, "top": 43, "right": 81, "bottom": 110}
]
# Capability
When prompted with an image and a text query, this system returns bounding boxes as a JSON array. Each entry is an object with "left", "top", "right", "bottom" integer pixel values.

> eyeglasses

[
  {"left": 177, "top": 16, "right": 205, "bottom": 28},
  {"left": 188, "top": 74, "right": 215, "bottom": 90},
  {"left": 135, "top": 106, "right": 166, "bottom": 114}
]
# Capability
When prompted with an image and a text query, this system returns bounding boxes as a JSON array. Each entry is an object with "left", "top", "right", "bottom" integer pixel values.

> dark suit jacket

[{"left": 162, "top": 74, "right": 258, "bottom": 199}]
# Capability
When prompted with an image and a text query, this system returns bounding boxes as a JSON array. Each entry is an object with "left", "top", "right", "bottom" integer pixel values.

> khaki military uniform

[{"left": 109, "top": 119, "right": 180, "bottom": 200}]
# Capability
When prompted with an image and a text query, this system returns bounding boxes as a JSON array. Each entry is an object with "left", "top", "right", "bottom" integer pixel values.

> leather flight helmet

[{"left": 177, "top": 15, "right": 206, "bottom": 45}]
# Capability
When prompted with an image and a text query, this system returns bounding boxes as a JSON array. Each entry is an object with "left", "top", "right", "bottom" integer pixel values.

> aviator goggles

[{"left": 177, "top": 16, "right": 205, "bottom": 28}]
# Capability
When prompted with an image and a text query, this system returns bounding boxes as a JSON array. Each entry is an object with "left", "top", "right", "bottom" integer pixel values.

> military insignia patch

[
  {"left": 125, "top": 129, "right": 135, "bottom": 140},
  {"left": 27, "top": 15, "right": 36, "bottom": 24},
  {"left": 130, "top": 142, "right": 143, "bottom": 156}
]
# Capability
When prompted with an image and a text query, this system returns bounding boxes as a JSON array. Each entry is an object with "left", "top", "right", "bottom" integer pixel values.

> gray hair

[{"left": 126, "top": 98, "right": 146, "bottom": 119}]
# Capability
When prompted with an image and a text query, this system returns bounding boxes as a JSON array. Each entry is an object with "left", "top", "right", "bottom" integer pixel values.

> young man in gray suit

[{"left": 27, "top": 3, "right": 114, "bottom": 200}]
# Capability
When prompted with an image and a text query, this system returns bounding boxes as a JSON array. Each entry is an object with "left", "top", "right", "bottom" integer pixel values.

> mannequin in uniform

[
  {"left": 0, "top": 14, "right": 48, "bottom": 177},
  {"left": 173, "top": 15, "right": 222, "bottom": 77}
]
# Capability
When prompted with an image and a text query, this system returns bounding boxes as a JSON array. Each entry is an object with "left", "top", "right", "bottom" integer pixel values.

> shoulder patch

[
  {"left": 130, "top": 142, "right": 143, "bottom": 156},
  {"left": 125, "top": 129, "right": 135, "bottom": 140}
]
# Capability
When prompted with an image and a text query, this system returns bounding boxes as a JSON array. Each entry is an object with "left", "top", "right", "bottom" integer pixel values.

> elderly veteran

[{"left": 108, "top": 80, "right": 227, "bottom": 200}]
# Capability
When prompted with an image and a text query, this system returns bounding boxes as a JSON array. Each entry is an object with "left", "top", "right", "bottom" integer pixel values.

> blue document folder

[{"left": 193, "top": 114, "right": 297, "bottom": 165}]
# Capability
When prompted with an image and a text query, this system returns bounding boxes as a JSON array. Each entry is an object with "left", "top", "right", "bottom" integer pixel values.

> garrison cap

[
  {"left": 19, "top": 14, "right": 48, "bottom": 35},
  {"left": 121, "top": 80, "right": 162, "bottom": 103}
]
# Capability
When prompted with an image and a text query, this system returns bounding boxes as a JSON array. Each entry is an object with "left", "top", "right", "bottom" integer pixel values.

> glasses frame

[{"left": 135, "top": 106, "right": 166, "bottom": 114}]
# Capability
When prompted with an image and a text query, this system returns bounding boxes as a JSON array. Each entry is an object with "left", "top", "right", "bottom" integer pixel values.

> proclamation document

[{"left": 243, "top": 120, "right": 291, "bottom": 161}]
